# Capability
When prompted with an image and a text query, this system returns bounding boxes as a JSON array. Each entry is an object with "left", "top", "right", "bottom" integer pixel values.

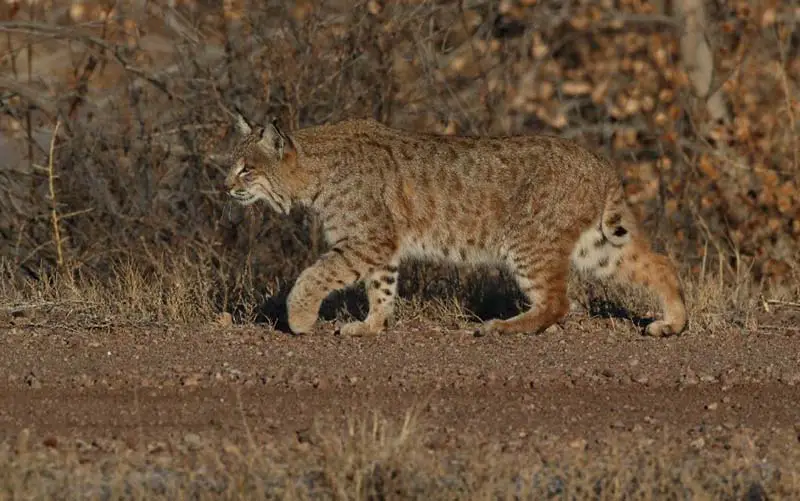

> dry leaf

[
  {"left": 216, "top": 312, "right": 233, "bottom": 327},
  {"left": 698, "top": 154, "right": 719, "bottom": 180},
  {"left": 761, "top": 8, "right": 777, "bottom": 27},
  {"left": 561, "top": 81, "right": 592, "bottom": 96},
  {"left": 538, "top": 81, "right": 555, "bottom": 100},
  {"left": 569, "top": 16, "right": 590, "bottom": 31},
  {"left": 531, "top": 35, "right": 548, "bottom": 59},
  {"left": 591, "top": 79, "right": 610, "bottom": 104},
  {"left": 367, "top": 0, "right": 382, "bottom": 15}
]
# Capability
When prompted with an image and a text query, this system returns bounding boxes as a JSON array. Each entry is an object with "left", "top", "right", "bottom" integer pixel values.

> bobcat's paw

[
  {"left": 474, "top": 319, "right": 509, "bottom": 337},
  {"left": 644, "top": 320, "right": 678, "bottom": 337},
  {"left": 336, "top": 319, "right": 386, "bottom": 337},
  {"left": 288, "top": 311, "right": 318, "bottom": 335}
]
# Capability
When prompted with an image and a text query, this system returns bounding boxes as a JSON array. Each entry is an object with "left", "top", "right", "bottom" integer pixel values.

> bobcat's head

[{"left": 224, "top": 114, "right": 296, "bottom": 214}]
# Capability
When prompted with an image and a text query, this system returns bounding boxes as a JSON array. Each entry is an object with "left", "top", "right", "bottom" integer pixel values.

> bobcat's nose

[{"left": 223, "top": 173, "right": 237, "bottom": 193}]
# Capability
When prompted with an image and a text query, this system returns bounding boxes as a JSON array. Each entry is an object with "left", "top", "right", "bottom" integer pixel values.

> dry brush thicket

[{"left": 0, "top": 0, "right": 798, "bottom": 320}]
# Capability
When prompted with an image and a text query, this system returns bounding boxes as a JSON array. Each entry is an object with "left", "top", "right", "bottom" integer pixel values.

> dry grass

[
  {"left": 0, "top": 257, "right": 221, "bottom": 325},
  {"left": 1, "top": 411, "right": 798, "bottom": 500},
  {"left": 2, "top": 250, "right": 796, "bottom": 340}
]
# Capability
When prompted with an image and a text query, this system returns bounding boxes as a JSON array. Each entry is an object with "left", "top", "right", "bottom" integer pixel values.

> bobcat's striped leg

[
  {"left": 287, "top": 238, "right": 394, "bottom": 335},
  {"left": 618, "top": 238, "right": 686, "bottom": 336},
  {"left": 338, "top": 261, "right": 400, "bottom": 336},
  {"left": 477, "top": 246, "right": 571, "bottom": 336}
]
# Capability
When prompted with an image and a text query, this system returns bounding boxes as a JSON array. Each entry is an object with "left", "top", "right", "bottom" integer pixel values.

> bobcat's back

[{"left": 294, "top": 119, "right": 619, "bottom": 264}]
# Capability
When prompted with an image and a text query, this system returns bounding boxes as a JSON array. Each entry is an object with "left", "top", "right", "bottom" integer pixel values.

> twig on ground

[{"left": 766, "top": 299, "right": 800, "bottom": 309}]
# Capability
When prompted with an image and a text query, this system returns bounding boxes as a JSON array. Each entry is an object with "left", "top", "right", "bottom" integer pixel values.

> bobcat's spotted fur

[{"left": 224, "top": 116, "right": 687, "bottom": 337}]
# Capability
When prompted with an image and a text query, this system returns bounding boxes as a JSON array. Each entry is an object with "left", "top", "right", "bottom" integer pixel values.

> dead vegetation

[{"left": 2, "top": 411, "right": 799, "bottom": 500}]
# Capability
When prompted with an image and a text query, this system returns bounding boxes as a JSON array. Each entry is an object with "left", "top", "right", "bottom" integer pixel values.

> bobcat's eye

[{"left": 234, "top": 159, "right": 248, "bottom": 177}]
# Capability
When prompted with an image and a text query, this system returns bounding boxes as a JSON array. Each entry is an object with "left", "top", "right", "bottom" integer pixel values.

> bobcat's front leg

[
  {"left": 286, "top": 239, "right": 393, "bottom": 334},
  {"left": 337, "top": 263, "right": 400, "bottom": 336}
]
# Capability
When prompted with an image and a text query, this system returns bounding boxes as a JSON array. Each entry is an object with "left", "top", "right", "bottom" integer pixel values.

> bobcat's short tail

[{"left": 599, "top": 185, "right": 637, "bottom": 247}]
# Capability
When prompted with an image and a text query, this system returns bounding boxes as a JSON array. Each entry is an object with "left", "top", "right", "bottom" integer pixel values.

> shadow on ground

[{"left": 227, "top": 261, "right": 654, "bottom": 334}]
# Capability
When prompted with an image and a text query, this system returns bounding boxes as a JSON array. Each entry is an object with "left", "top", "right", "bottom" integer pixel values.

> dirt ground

[
  {"left": 2, "top": 307, "right": 800, "bottom": 498},
  {"left": 3, "top": 309, "right": 800, "bottom": 448}
]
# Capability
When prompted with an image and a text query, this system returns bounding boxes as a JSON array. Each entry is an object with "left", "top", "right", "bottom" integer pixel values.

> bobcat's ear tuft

[
  {"left": 258, "top": 119, "right": 295, "bottom": 160},
  {"left": 234, "top": 112, "right": 253, "bottom": 136}
]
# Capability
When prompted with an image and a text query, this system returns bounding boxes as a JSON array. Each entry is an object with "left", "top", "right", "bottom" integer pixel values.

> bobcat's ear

[
  {"left": 257, "top": 118, "right": 295, "bottom": 160},
  {"left": 234, "top": 112, "right": 253, "bottom": 136}
]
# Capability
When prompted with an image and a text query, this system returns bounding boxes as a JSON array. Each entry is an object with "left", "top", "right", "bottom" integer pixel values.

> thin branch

[
  {"left": 47, "top": 120, "right": 63, "bottom": 267},
  {"left": 766, "top": 300, "right": 800, "bottom": 308},
  {"left": 0, "top": 76, "right": 57, "bottom": 116},
  {"left": 775, "top": 23, "right": 799, "bottom": 170},
  {"left": 0, "top": 21, "right": 182, "bottom": 102}
]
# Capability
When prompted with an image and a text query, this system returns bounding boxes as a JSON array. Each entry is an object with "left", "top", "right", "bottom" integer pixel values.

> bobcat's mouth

[
  {"left": 229, "top": 189, "right": 258, "bottom": 206},
  {"left": 229, "top": 188, "right": 291, "bottom": 214}
]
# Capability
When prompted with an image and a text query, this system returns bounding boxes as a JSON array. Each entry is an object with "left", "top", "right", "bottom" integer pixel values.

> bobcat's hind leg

[
  {"left": 477, "top": 249, "right": 571, "bottom": 336},
  {"left": 619, "top": 238, "right": 686, "bottom": 336},
  {"left": 338, "top": 261, "right": 400, "bottom": 336},
  {"left": 572, "top": 216, "right": 687, "bottom": 336}
]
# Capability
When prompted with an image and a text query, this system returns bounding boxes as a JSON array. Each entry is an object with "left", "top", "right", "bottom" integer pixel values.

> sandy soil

[{"left": 2, "top": 310, "right": 799, "bottom": 455}]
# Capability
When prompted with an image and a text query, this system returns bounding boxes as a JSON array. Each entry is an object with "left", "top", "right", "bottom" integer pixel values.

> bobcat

[{"left": 224, "top": 115, "right": 687, "bottom": 337}]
